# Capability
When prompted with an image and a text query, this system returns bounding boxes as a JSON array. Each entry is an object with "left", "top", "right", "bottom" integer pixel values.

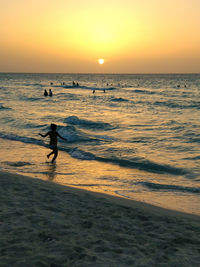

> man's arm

[{"left": 39, "top": 132, "right": 49, "bottom": 138}]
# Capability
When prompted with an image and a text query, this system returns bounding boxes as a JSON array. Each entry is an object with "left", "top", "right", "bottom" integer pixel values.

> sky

[{"left": 0, "top": 0, "right": 200, "bottom": 73}]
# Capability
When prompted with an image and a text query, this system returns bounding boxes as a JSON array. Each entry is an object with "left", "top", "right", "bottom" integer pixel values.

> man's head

[{"left": 51, "top": 123, "right": 57, "bottom": 131}]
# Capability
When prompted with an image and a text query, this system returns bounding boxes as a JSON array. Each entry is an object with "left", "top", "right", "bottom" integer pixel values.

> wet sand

[{"left": 0, "top": 170, "right": 200, "bottom": 266}]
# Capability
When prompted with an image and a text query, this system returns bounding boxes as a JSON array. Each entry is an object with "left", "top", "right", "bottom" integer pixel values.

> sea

[{"left": 0, "top": 73, "right": 200, "bottom": 215}]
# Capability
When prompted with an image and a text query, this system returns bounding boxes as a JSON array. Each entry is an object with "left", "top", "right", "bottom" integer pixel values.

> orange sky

[{"left": 0, "top": 0, "right": 200, "bottom": 73}]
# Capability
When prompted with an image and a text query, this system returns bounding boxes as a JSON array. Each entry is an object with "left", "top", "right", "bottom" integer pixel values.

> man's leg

[{"left": 51, "top": 148, "right": 58, "bottom": 163}]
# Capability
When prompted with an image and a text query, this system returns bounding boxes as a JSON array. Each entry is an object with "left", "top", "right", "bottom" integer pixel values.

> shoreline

[
  {"left": 1, "top": 170, "right": 200, "bottom": 266},
  {"left": 1, "top": 136, "right": 199, "bottom": 217}
]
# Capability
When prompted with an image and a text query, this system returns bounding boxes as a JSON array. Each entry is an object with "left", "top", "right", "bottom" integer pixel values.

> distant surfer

[
  {"left": 44, "top": 89, "right": 48, "bottom": 96},
  {"left": 93, "top": 90, "right": 95, "bottom": 94},
  {"left": 39, "top": 123, "right": 67, "bottom": 163}
]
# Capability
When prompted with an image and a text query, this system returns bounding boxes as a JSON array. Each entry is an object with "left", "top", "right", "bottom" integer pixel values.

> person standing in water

[
  {"left": 44, "top": 89, "right": 48, "bottom": 96},
  {"left": 39, "top": 123, "right": 67, "bottom": 163},
  {"left": 49, "top": 89, "right": 53, "bottom": 96}
]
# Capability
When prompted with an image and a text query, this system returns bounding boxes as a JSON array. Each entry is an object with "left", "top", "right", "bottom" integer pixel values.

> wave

[
  {"left": 23, "top": 83, "right": 45, "bottom": 87},
  {"left": 61, "top": 84, "right": 116, "bottom": 91},
  {"left": 96, "top": 156, "right": 188, "bottom": 176},
  {"left": 137, "top": 181, "right": 200, "bottom": 194},
  {"left": 58, "top": 125, "right": 101, "bottom": 143},
  {"left": 59, "top": 124, "right": 115, "bottom": 144},
  {"left": 0, "top": 104, "right": 11, "bottom": 110},
  {"left": 110, "top": 97, "right": 129, "bottom": 102},
  {"left": 188, "top": 137, "right": 200, "bottom": 144},
  {"left": 153, "top": 100, "right": 200, "bottom": 110},
  {"left": 69, "top": 147, "right": 96, "bottom": 160},
  {"left": 0, "top": 132, "right": 44, "bottom": 146},
  {"left": 133, "top": 89, "right": 156, "bottom": 94},
  {"left": 64, "top": 116, "right": 115, "bottom": 130},
  {"left": 185, "top": 155, "right": 200, "bottom": 160},
  {"left": 20, "top": 96, "right": 43, "bottom": 102},
  {"left": 64, "top": 183, "right": 111, "bottom": 187},
  {"left": 189, "top": 101, "right": 200, "bottom": 109},
  {"left": 4, "top": 161, "right": 33, "bottom": 167},
  {"left": 67, "top": 147, "right": 188, "bottom": 175},
  {"left": 55, "top": 92, "right": 80, "bottom": 101},
  {"left": 0, "top": 121, "right": 104, "bottom": 147},
  {"left": 0, "top": 130, "right": 189, "bottom": 176}
]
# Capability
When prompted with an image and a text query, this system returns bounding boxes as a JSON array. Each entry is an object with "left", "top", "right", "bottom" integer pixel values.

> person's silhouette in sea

[
  {"left": 44, "top": 89, "right": 48, "bottom": 96},
  {"left": 49, "top": 89, "right": 53, "bottom": 97},
  {"left": 39, "top": 123, "right": 67, "bottom": 163}
]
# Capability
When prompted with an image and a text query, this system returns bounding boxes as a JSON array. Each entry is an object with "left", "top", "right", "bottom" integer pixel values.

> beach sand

[{"left": 0, "top": 171, "right": 200, "bottom": 267}]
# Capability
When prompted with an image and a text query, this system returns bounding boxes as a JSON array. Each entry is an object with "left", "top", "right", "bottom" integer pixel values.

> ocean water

[{"left": 0, "top": 73, "right": 200, "bottom": 215}]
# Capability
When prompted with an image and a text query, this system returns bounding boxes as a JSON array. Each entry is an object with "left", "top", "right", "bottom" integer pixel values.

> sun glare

[{"left": 98, "top": 59, "right": 104, "bottom": 65}]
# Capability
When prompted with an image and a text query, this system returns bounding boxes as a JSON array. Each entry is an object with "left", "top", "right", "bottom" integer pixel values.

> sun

[{"left": 98, "top": 58, "right": 104, "bottom": 65}]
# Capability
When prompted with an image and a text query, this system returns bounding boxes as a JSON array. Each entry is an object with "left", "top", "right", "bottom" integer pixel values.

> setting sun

[
  {"left": 0, "top": 0, "right": 199, "bottom": 73},
  {"left": 98, "top": 59, "right": 105, "bottom": 65}
]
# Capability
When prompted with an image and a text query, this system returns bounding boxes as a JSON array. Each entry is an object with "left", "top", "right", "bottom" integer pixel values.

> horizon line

[{"left": 0, "top": 72, "right": 200, "bottom": 75}]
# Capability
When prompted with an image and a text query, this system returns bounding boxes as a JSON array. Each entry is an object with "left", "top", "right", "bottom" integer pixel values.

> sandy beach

[{"left": 0, "top": 170, "right": 200, "bottom": 267}]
